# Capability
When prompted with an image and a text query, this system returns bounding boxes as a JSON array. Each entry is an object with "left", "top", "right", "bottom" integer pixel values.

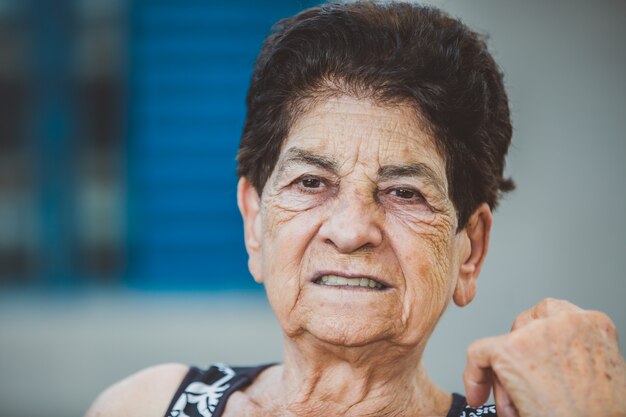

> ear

[
  {"left": 237, "top": 177, "right": 263, "bottom": 283},
  {"left": 453, "top": 203, "right": 493, "bottom": 307}
]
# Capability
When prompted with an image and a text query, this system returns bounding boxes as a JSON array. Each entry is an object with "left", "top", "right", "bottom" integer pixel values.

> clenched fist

[{"left": 464, "top": 298, "right": 626, "bottom": 417}]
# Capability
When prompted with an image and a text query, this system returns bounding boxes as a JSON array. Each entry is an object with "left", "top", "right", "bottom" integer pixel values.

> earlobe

[
  {"left": 453, "top": 203, "right": 493, "bottom": 307},
  {"left": 237, "top": 177, "right": 263, "bottom": 283}
]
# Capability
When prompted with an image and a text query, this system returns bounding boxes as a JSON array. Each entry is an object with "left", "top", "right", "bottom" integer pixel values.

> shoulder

[{"left": 84, "top": 363, "right": 190, "bottom": 417}]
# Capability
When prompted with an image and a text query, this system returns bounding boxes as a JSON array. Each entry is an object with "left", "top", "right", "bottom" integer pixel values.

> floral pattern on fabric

[
  {"left": 461, "top": 403, "right": 498, "bottom": 416},
  {"left": 168, "top": 363, "right": 235, "bottom": 417},
  {"left": 165, "top": 363, "right": 497, "bottom": 417}
]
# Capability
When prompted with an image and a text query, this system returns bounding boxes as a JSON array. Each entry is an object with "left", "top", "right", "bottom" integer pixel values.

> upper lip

[{"left": 310, "top": 271, "right": 391, "bottom": 288}]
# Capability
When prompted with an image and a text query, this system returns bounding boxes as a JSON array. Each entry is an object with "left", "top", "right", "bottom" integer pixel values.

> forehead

[{"left": 282, "top": 95, "right": 444, "bottom": 171}]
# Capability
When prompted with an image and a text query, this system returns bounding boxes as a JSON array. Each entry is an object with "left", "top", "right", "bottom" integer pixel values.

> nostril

[
  {"left": 322, "top": 228, "right": 381, "bottom": 253},
  {"left": 318, "top": 197, "right": 384, "bottom": 253}
]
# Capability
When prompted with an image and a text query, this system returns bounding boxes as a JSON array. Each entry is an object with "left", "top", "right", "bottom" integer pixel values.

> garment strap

[
  {"left": 446, "top": 393, "right": 498, "bottom": 417},
  {"left": 165, "top": 363, "right": 275, "bottom": 417},
  {"left": 211, "top": 364, "right": 275, "bottom": 417}
]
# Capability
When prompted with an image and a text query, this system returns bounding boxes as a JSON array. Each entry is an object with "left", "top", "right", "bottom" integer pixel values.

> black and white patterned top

[{"left": 164, "top": 363, "right": 498, "bottom": 417}]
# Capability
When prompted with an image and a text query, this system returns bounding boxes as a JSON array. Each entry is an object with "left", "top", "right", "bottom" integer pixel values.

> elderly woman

[{"left": 86, "top": 2, "right": 626, "bottom": 417}]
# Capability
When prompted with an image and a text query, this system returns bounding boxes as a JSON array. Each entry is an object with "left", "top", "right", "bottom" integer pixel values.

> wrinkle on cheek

[
  {"left": 266, "top": 254, "right": 307, "bottom": 336},
  {"left": 266, "top": 180, "right": 331, "bottom": 218},
  {"left": 393, "top": 213, "right": 456, "bottom": 332},
  {"left": 415, "top": 212, "right": 454, "bottom": 251},
  {"left": 262, "top": 194, "right": 312, "bottom": 235},
  {"left": 279, "top": 257, "right": 304, "bottom": 312},
  {"left": 289, "top": 279, "right": 304, "bottom": 318},
  {"left": 262, "top": 189, "right": 321, "bottom": 336},
  {"left": 270, "top": 201, "right": 310, "bottom": 226}
]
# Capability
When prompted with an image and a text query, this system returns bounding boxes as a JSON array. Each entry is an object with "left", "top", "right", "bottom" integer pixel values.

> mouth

[{"left": 313, "top": 273, "right": 388, "bottom": 290}]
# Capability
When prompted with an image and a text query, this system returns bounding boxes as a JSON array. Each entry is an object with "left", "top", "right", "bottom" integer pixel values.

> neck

[{"left": 253, "top": 333, "right": 451, "bottom": 417}]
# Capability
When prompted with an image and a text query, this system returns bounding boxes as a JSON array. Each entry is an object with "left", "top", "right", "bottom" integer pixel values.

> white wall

[{"left": 422, "top": 0, "right": 626, "bottom": 392}]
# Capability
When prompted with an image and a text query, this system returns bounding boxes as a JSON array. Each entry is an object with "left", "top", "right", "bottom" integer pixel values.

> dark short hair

[{"left": 237, "top": 1, "right": 514, "bottom": 230}]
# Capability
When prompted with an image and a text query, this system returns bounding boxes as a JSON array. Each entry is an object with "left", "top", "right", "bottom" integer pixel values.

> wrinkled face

[{"left": 245, "top": 96, "right": 472, "bottom": 348}]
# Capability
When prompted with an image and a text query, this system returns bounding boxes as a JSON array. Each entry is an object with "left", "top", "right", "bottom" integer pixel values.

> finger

[
  {"left": 464, "top": 365, "right": 492, "bottom": 408},
  {"left": 464, "top": 335, "right": 506, "bottom": 407},
  {"left": 494, "top": 375, "right": 519, "bottom": 417},
  {"left": 511, "top": 298, "right": 584, "bottom": 331}
]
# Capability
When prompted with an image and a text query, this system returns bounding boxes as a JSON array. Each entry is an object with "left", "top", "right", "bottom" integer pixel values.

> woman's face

[{"left": 241, "top": 95, "right": 474, "bottom": 348}]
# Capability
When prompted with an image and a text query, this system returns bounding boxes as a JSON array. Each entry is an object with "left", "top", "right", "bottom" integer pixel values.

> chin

[{"left": 304, "top": 315, "right": 396, "bottom": 348}]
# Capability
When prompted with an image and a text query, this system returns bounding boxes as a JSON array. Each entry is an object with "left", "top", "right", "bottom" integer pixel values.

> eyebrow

[
  {"left": 277, "top": 148, "right": 339, "bottom": 175},
  {"left": 378, "top": 163, "right": 447, "bottom": 195},
  {"left": 277, "top": 147, "right": 446, "bottom": 195}
]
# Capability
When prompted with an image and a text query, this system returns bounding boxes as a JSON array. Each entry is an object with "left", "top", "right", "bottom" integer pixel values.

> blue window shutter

[{"left": 127, "top": 1, "right": 308, "bottom": 290}]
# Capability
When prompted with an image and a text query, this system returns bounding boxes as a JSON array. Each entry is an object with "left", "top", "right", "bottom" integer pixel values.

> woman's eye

[
  {"left": 292, "top": 176, "right": 329, "bottom": 192},
  {"left": 301, "top": 177, "right": 322, "bottom": 188},
  {"left": 388, "top": 187, "right": 425, "bottom": 203},
  {"left": 393, "top": 188, "right": 415, "bottom": 199}
]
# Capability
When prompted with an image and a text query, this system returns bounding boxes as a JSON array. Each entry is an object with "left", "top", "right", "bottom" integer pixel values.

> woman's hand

[{"left": 463, "top": 298, "right": 626, "bottom": 417}]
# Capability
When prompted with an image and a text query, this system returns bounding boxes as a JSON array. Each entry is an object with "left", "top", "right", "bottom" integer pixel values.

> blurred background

[{"left": 0, "top": 0, "right": 624, "bottom": 416}]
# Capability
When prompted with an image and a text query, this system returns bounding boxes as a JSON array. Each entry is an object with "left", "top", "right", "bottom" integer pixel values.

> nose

[{"left": 318, "top": 190, "right": 384, "bottom": 253}]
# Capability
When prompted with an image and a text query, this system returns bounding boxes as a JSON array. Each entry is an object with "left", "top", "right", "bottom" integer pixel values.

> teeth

[{"left": 315, "top": 275, "right": 384, "bottom": 289}]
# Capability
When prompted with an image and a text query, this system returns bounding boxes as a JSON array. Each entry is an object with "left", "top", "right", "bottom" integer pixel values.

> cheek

[
  {"left": 262, "top": 188, "right": 327, "bottom": 234},
  {"left": 381, "top": 199, "right": 438, "bottom": 225},
  {"left": 392, "top": 212, "right": 456, "bottom": 283},
  {"left": 260, "top": 201, "right": 324, "bottom": 330},
  {"left": 272, "top": 192, "right": 324, "bottom": 213},
  {"left": 388, "top": 215, "right": 457, "bottom": 337},
  {"left": 262, "top": 206, "right": 308, "bottom": 284}
]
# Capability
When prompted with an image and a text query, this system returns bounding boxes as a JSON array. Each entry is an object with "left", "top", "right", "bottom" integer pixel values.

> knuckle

[
  {"left": 535, "top": 297, "right": 580, "bottom": 317},
  {"left": 538, "top": 296, "right": 560, "bottom": 311},
  {"left": 535, "top": 297, "right": 554, "bottom": 315},
  {"left": 505, "top": 329, "right": 524, "bottom": 348},
  {"left": 587, "top": 310, "right": 617, "bottom": 335},
  {"left": 511, "top": 314, "right": 526, "bottom": 331},
  {"left": 497, "top": 334, "right": 519, "bottom": 358},
  {"left": 542, "top": 296, "right": 559, "bottom": 304},
  {"left": 505, "top": 323, "right": 540, "bottom": 352},
  {"left": 540, "top": 296, "right": 558, "bottom": 305}
]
